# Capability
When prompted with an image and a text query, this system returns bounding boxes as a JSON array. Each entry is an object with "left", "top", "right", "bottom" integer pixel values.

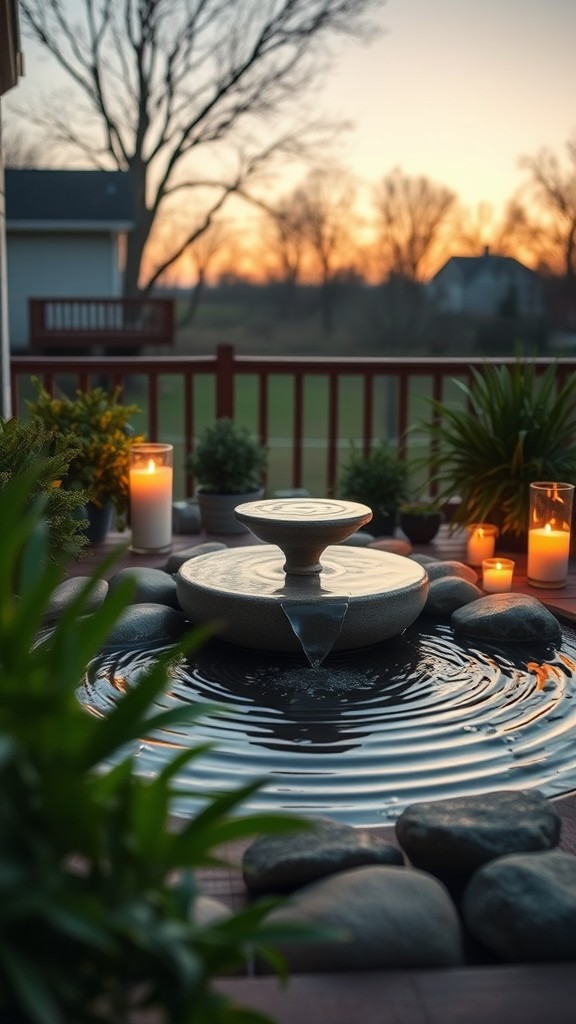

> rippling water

[{"left": 77, "top": 617, "right": 576, "bottom": 826}]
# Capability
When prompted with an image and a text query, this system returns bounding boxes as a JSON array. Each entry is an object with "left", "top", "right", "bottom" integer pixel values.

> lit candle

[
  {"left": 129, "top": 443, "right": 173, "bottom": 553},
  {"left": 466, "top": 523, "right": 497, "bottom": 566},
  {"left": 482, "top": 558, "right": 514, "bottom": 593},
  {"left": 527, "top": 523, "right": 570, "bottom": 587}
]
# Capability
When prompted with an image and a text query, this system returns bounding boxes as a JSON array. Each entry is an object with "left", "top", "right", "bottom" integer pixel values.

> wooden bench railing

[{"left": 28, "top": 297, "right": 175, "bottom": 352}]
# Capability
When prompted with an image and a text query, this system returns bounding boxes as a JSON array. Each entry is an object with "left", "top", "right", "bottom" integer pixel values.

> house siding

[
  {"left": 428, "top": 257, "right": 543, "bottom": 317},
  {"left": 7, "top": 231, "right": 122, "bottom": 348}
]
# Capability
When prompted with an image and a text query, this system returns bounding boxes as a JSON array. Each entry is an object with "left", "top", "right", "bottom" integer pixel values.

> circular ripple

[{"left": 78, "top": 617, "right": 576, "bottom": 826}]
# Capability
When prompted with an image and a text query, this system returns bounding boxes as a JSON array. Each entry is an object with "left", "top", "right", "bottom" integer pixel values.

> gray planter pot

[{"left": 197, "top": 488, "right": 264, "bottom": 535}]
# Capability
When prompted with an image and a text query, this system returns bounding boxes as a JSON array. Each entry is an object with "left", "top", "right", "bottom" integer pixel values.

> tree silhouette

[
  {"left": 510, "top": 137, "right": 576, "bottom": 278},
  {"left": 270, "top": 165, "right": 359, "bottom": 333},
  {"left": 372, "top": 167, "right": 456, "bottom": 282},
  {"left": 16, "top": 0, "right": 384, "bottom": 296}
]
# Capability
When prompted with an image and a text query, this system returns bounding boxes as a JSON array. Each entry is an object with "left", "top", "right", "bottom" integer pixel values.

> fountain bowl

[{"left": 176, "top": 543, "right": 428, "bottom": 653}]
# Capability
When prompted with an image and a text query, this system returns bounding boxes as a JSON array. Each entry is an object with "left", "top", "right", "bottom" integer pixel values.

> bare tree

[
  {"left": 285, "top": 165, "right": 359, "bottom": 333},
  {"left": 178, "top": 221, "right": 230, "bottom": 329},
  {"left": 509, "top": 137, "right": 576, "bottom": 277},
  {"left": 16, "top": 0, "right": 385, "bottom": 296},
  {"left": 1, "top": 121, "right": 46, "bottom": 168},
  {"left": 450, "top": 201, "right": 516, "bottom": 258},
  {"left": 372, "top": 167, "right": 456, "bottom": 282}
]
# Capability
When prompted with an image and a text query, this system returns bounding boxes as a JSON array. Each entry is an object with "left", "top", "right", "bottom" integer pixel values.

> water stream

[{"left": 281, "top": 596, "right": 350, "bottom": 667}]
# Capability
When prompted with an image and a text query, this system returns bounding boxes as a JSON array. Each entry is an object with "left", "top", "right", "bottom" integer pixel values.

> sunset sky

[
  {"left": 10, "top": 0, "right": 576, "bottom": 220},
  {"left": 6, "top": 0, "right": 576, "bottom": 285},
  {"left": 315, "top": 0, "right": 576, "bottom": 216}
]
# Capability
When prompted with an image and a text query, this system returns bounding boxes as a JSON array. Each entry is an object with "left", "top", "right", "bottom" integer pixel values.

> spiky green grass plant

[
  {"left": 420, "top": 361, "right": 576, "bottom": 541},
  {"left": 0, "top": 470, "right": 315, "bottom": 1024}
]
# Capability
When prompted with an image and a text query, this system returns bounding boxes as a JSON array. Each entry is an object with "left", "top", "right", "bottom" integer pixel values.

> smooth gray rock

[
  {"left": 165, "top": 542, "right": 227, "bottom": 575},
  {"left": 172, "top": 501, "right": 202, "bottom": 535},
  {"left": 462, "top": 850, "right": 576, "bottom": 962},
  {"left": 424, "top": 576, "right": 483, "bottom": 616},
  {"left": 395, "top": 790, "right": 561, "bottom": 878},
  {"left": 243, "top": 817, "right": 403, "bottom": 893},
  {"left": 43, "top": 576, "right": 108, "bottom": 623},
  {"left": 108, "top": 567, "right": 181, "bottom": 609},
  {"left": 410, "top": 553, "right": 439, "bottom": 566},
  {"left": 426, "top": 560, "right": 478, "bottom": 584},
  {"left": 261, "top": 865, "right": 465, "bottom": 971},
  {"left": 340, "top": 531, "right": 374, "bottom": 547},
  {"left": 452, "top": 594, "right": 562, "bottom": 642},
  {"left": 104, "top": 603, "right": 188, "bottom": 647},
  {"left": 192, "top": 895, "right": 232, "bottom": 926}
]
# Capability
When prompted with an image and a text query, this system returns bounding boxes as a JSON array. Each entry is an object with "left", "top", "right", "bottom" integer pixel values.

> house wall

[
  {"left": 7, "top": 231, "right": 122, "bottom": 348},
  {"left": 429, "top": 263, "right": 544, "bottom": 317}
]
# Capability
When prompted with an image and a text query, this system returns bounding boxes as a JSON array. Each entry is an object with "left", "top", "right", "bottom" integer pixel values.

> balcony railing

[
  {"left": 28, "top": 297, "right": 175, "bottom": 352},
  {"left": 10, "top": 345, "right": 576, "bottom": 500}
]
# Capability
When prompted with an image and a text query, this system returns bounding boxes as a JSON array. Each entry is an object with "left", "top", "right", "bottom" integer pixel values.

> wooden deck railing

[
  {"left": 10, "top": 345, "right": 576, "bottom": 499},
  {"left": 28, "top": 297, "right": 175, "bottom": 352}
]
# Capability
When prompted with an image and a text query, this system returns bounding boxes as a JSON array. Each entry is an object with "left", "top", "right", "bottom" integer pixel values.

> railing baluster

[
  {"left": 11, "top": 349, "right": 576, "bottom": 501},
  {"left": 293, "top": 372, "right": 304, "bottom": 489}
]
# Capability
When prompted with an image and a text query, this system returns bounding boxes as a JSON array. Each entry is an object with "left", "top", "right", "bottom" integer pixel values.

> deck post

[{"left": 215, "top": 343, "right": 235, "bottom": 419}]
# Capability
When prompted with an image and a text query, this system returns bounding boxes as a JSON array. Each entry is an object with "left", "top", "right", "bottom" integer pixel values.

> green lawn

[{"left": 15, "top": 362, "right": 467, "bottom": 503}]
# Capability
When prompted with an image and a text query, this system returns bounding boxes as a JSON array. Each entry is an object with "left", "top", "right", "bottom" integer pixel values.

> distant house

[
  {"left": 427, "top": 248, "right": 544, "bottom": 318},
  {"left": 5, "top": 169, "right": 134, "bottom": 348}
]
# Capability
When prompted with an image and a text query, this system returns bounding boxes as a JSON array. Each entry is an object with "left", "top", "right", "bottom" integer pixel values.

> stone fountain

[{"left": 176, "top": 498, "right": 429, "bottom": 662}]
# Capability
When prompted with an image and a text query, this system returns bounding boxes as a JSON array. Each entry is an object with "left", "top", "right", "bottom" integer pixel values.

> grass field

[
  {"left": 119, "top": 368, "right": 465, "bottom": 502},
  {"left": 15, "top": 301, "right": 470, "bottom": 502}
]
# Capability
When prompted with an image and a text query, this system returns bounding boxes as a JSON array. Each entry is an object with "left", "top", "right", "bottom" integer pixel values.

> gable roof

[
  {"left": 5, "top": 169, "right": 134, "bottom": 231},
  {"left": 432, "top": 253, "right": 539, "bottom": 282}
]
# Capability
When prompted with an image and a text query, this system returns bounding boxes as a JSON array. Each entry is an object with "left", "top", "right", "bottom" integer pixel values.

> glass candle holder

[
  {"left": 527, "top": 481, "right": 574, "bottom": 589},
  {"left": 466, "top": 523, "right": 498, "bottom": 566},
  {"left": 482, "top": 557, "right": 514, "bottom": 593},
  {"left": 129, "top": 443, "right": 173, "bottom": 554}
]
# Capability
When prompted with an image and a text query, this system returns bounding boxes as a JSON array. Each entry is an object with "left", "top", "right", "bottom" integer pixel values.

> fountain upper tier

[{"left": 176, "top": 499, "right": 428, "bottom": 654}]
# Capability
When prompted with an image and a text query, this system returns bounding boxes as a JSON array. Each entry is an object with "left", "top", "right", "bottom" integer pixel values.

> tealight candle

[
  {"left": 129, "top": 443, "right": 173, "bottom": 553},
  {"left": 482, "top": 558, "right": 514, "bottom": 593},
  {"left": 527, "top": 482, "right": 574, "bottom": 589},
  {"left": 466, "top": 523, "right": 498, "bottom": 566}
]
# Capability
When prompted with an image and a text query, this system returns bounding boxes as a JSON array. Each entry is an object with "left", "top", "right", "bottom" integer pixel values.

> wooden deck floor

[{"left": 71, "top": 522, "right": 576, "bottom": 1022}]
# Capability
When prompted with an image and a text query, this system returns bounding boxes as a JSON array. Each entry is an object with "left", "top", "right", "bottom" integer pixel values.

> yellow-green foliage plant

[
  {"left": 0, "top": 415, "right": 88, "bottom": 563},
  {"left": 27, "top": 380, "right": 146, "bottom": 529},
  {"left": 0, "top": 470, "right": 315, "bottom": 1024}
]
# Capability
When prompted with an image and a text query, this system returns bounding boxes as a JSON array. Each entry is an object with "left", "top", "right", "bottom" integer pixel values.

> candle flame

[
  {"left": 476, "top": 528, "right": 484, "bottom": 539},
  {"left": 496, "top": 561, "right": 502, "bottom": 570},
  {"left": 545, "top": 522, "right": 552, "bottom": 534},
  {"left": 146, "top": 459, "right": 157, "bottom": 474}
]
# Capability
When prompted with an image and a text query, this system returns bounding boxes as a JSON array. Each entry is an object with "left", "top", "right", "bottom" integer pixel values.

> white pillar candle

[
  {"left": 130, "top": 444, "right": 173, "bottom": 553},
  {"left": 527, "top": 524, "right": 570, "bottom": 587},
  {"left": 466, "top": 524, "right": 497, "bottom": 566},
  {"left": 482, "top": 558, "right": 514, "bottom": 593}
]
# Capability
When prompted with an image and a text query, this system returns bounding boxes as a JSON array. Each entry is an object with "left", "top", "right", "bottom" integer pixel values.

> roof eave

[{"left": 6, "top": 219, "right": 134, "bottom": 232}]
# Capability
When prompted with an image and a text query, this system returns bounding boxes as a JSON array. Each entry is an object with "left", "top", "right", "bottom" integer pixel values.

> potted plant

[
  {"left": 398, "top": 499, "right": 444, "bottom": 544},
  {"left": 417, "top": 361, "right": 576, "bottom": 548},
  {"left": 0, "top": 469, "right": 311, "bottom": 1023},
  {"left": 338, "top": 439, "right": 409, "bottom": 535},
  {"left": 187, "top": 418, "right": 268, "bottom": 534},
  {"left": 0, "top": 414, "right": 89, "bottom": 563},
  {"left": 27, "top": 379, "right": 145, "bottom": 541}
]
